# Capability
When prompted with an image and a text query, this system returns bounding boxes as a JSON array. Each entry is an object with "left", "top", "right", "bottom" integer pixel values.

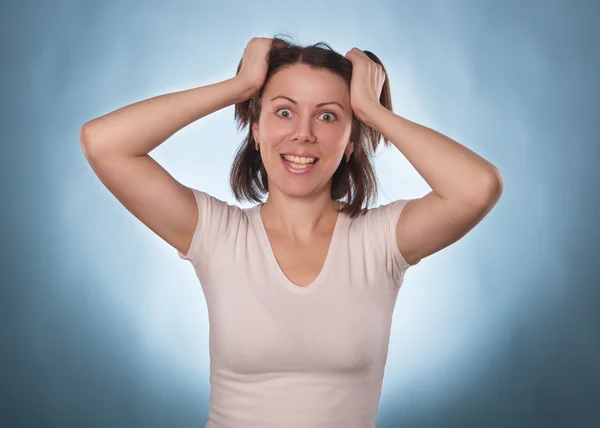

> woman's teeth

[
  {"left": 288, "top": 161, "right": 309, "bottom": 169},
  {"left": 281, "top": 155, "right": 316, "bottom": 168}
]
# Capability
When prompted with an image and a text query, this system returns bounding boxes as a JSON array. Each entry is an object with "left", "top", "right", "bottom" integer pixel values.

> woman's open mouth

[{"left": 280, "top": 154, "right": 319, "bottom": 174}]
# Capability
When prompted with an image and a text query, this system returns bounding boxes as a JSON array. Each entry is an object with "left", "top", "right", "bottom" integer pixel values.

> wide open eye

[
  {"left": 276, "top": 108, "right": 292, "bottom": 118},
  {"left": 319, "top": 112, "right": 337, "bottom": 122}
]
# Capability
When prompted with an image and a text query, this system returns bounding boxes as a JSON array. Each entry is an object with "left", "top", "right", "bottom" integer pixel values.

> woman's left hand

[{"left": 344, "top": 48, "right": 386, "bottom": 124}]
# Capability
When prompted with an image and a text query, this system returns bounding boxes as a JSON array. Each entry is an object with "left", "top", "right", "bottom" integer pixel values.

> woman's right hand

[{"left": 235, "top": 37, "right": 273, "bottom": 99}]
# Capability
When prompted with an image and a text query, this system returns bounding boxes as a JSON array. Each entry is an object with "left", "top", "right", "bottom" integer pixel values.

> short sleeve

[
  {"left": 177, "top": 188, "right": 242, "bottom": 266},
  {"left": 364, "top": 199, "right": 420, "bottom": 282}
]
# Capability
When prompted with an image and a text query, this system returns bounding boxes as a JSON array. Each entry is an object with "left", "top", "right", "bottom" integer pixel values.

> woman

[{"left": 81, "top": 36, "right": 503, "bottom": 428}]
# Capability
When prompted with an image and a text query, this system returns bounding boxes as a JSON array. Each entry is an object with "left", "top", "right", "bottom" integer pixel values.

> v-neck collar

[{"left": 251, "top": 203, "right": 344, "bottom": 294}]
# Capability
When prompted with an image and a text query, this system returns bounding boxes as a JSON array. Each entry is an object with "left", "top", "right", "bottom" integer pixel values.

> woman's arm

[
  {"left": 79, "top": 77, "right": 257, "bottom": 257},
  {"left": 364, "top": 105, "right": 503, "bottom": 266},
  {"left": 81, "top": 77, "right": 256, "bottom": 157}
]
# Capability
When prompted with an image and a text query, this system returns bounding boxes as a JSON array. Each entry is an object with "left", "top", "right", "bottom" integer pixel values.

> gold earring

[{"left": 256, "top": 142, "right": 260, "bottom": 151}]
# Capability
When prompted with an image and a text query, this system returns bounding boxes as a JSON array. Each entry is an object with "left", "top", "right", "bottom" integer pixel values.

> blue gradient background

[{"left": 1, "top": 0, "right": 598, "bottom": 427}]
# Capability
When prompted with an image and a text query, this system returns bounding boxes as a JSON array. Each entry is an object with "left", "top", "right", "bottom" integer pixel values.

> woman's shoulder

[{"left": 345, "top": 199, "right": 410, "bottom": 228}]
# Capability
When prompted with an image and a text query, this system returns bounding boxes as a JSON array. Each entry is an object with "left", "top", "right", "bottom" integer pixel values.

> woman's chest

[
  {"left": 267, "top": 235, "right": 330, "bottom": 287},
  {"left": 207, "top": 283, "right": 396, "bottom": 375}
]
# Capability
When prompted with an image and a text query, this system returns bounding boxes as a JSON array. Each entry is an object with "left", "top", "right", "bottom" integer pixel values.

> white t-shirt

[{"left": 178, "top": 188, "right": 417, "bottom": 428}]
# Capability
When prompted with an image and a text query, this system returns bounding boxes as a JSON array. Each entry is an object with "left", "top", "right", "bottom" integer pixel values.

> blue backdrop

[{"left": 1, "top": 0, "right": 598, "bottom": 426}]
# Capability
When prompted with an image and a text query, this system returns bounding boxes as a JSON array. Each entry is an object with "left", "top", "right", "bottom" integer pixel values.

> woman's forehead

[{"left": 264, "top": 65, "right": 349, "bottom": 105}]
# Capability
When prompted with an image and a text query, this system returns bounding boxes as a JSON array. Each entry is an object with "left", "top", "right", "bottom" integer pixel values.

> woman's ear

[
  {"left": 345, "top": 140, "right": 354, "bottom": 156},
  {"left": 252, "top": 122, "right": 259, "bottom": 144}
]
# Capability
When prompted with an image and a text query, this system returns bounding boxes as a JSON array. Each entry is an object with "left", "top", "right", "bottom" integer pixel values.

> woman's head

[{"left": 230, "top": 35, "right": 393, "bottom": 218}]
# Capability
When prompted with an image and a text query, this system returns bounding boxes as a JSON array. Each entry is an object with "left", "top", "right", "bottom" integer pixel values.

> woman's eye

[
  {"left": 276, "top": 108, "right": 292, "bottom": 118},
  {"left": 319, "top": 112, "right": 336, "bottom": 122}
]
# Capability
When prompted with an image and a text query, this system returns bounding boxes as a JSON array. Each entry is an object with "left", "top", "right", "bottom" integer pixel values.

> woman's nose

[{"left": 291, "top": 116, "right": 316, "bottom": 143}]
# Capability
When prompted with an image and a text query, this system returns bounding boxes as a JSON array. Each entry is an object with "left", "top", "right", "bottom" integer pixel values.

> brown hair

[{"left": 229, "top": 34, "right": 393, "bottom": 218}]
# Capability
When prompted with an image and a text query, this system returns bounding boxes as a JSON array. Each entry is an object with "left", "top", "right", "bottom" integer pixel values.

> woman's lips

[{"left": 281, "top": 156, "right": 318, "bottom": 174}]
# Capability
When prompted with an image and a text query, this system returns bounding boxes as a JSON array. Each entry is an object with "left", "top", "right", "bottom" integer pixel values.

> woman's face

[{"left": 252, "top": 63, "right": 354, "bottom": 199}]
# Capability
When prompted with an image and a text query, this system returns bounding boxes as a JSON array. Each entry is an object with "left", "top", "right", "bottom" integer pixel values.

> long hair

[{"left": 230, "top": 34, "right": 393, "bottom": 218}]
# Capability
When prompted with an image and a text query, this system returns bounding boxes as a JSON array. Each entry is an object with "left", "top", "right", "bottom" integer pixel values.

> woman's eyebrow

[{"left": 270, "top": 95, "right": 343, "bottom": 109}]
